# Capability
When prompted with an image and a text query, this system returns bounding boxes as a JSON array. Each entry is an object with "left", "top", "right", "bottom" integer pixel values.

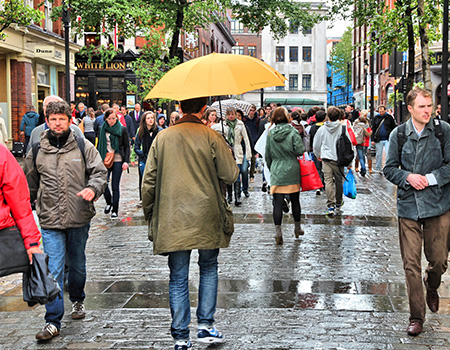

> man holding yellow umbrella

[{"left": 142, "top": 53, "right": 285, "bottom": 350}]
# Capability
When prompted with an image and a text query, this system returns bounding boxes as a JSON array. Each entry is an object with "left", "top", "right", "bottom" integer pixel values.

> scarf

[
  {"left": 226, "top": 119, "right": 237, "bottom": 146},
  {"left": 98, "top": 120, "right": 122, "bottom": 160},
  {"left": 48, "top": 129, "right": 70, "bottom": 149}
]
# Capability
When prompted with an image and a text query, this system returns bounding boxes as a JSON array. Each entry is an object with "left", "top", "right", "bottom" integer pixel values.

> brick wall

[{"left": 10, "top": 61, "right": 32, "bottom": 140}]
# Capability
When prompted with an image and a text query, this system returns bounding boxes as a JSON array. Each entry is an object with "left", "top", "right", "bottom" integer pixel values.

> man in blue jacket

[
  {"left": 384, "top": 87, "right": 450, "bottom": 336},
  {"left": 20, "top": 105, "right": 40, "bottom": 151}
]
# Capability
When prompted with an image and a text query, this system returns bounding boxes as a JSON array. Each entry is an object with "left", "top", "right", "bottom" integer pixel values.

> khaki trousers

[
  {"left": 322, "top": 160, "right": 344, "bottom": 208},
  {"left": 398, "top": 211, "right": 450, "bottom": 324}
]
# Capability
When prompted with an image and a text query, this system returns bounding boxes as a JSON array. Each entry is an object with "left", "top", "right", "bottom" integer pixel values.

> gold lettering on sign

[{"left": 75, "top": 62, "right": 126, "bottom": 70}]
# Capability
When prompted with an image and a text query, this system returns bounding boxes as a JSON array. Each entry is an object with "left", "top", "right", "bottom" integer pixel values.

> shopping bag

[
  {"left": 343, "top": 169, "right": 357, "bottom": 199},
  {"left": 299, "top": 154, "right": 323, "bottom": 192},
  {"left": 22, "top": 253, "right": 61, "bottom": 307}
]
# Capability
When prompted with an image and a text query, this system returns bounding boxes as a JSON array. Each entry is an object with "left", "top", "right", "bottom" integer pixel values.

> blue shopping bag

[{"left": 343, "top": 169, "right": 357, "bottom": 199}]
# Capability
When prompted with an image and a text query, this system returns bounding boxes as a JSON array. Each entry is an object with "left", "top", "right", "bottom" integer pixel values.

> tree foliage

[
  {"left": 328, "top": 0, "right": 443, "bottom": 94},
  {"left": 330, "top": 26, "right": 352, "bottom": 81},
  {"left": 0, "top": 0, "right": 44, "bottom": 40}
]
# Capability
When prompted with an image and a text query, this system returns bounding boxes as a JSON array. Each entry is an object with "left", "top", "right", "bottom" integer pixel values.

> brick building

[{"left": 0, "top": 0, "right": 80, "bottom": 142}]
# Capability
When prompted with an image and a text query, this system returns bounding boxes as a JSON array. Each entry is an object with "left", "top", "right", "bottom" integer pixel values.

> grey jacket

[
  {"left": 384, "top": 119, "right": 450, "bottom": 220},
  {"left": 24, "top": 130, "right": 107, "bottom": 229},
  {"left": 313, "top": 121, "right": 352, "bottom": 161}
]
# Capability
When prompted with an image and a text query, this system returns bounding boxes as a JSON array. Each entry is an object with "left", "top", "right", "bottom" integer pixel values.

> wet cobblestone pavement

[{"left": 2, "top": 166, "right": 450, "bottom": 349}]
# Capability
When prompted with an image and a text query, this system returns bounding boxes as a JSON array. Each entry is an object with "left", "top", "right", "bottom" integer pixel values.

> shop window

[
  {"left": 112, "top": 77, "right": 124, "bottom": 90},
  {"left": 37, "top": 64, "right": 49, "bottom": 86},
  {"left": 111, "top": 92, "right": 123, "bottom": 106},
  {"left": 76, "top": 76, "right": 89, "bottom": 90},
  {"left": 85, "top": 34, "right": 100, "bottom": 47},
  {"left": 97, "top": 77, "right": 109, "bottom": 90}
]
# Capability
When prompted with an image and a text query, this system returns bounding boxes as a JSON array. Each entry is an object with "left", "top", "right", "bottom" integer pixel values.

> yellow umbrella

[{"left": 145, "top": 53, "right": 286, "bottom": 101}]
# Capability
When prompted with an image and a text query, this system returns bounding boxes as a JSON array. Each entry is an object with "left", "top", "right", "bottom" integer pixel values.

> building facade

[
  {"left": 327, "top": 39, "right": 354, "bottom": 108},
  {"left": 0, "top": 0, "right": 80, "bottom": 141},
  {"left": 238, "top": 3, "right": 327, "bottom": 110}
]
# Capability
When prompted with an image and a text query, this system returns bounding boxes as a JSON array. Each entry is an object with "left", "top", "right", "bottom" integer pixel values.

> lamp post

[
  {"left": 370, "top": 31, "right": 376, "bottom": 121},
  {"left": 364, "top": 59, "right": 369, "bottom": 110},
  {"left": 62, "top": 1, "right": 71, "bottom": 103}
]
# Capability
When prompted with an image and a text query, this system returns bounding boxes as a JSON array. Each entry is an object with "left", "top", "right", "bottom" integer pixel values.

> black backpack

[
  {"left": 336, "top": 125, "right": 354, "bottom": 167},
  {"left": 397, "top": 119, "right": 445, "bottom": 168}
]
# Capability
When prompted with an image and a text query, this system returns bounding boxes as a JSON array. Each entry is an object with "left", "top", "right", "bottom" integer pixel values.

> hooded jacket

[
  {"left": 212, "top": 119, "right": 252, "bottom": 164},
  {"left": 265, "top": 123, "right": 304, "bottom": 186},
  {"left": 142, "top": 114, "right": 239, "bottom": 255},
  {"left": 24, "top": 130, "right": 107, "bottom": 229},
  {"left": 313, "top": 120, "right": 352, "bottom": 161},
  {"left": 20, "top": 111, "right": 40, "bottom": 137}
]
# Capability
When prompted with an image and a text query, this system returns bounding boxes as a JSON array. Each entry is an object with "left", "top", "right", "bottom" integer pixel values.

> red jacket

[{"left": 0, "top": 144, "right": 40, "bottom": 249}]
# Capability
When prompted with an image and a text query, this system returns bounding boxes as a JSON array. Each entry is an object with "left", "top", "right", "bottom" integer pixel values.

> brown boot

[
  {"left": 368, "top": 159, "right": 373, "bottom": 173},
  {"left": 294, "top": 221, "right": 304, "bottom": 238},
  {"left": 275, "top": 225, "right": 283, "bottom": 245}
]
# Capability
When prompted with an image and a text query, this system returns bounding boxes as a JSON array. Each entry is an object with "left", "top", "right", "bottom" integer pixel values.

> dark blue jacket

[{"left": 20, "top": 111, "right": 40, "bottom": 136}]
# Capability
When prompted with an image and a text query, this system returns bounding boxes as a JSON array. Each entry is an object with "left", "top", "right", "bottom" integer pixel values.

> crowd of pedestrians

[{"left": 3, "top": 89, "right": 450, "bottom": 349}]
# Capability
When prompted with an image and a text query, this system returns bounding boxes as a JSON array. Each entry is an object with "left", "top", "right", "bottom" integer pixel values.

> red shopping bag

[{"left": 299, "top": 155, "right": 323, "bottom": 192}]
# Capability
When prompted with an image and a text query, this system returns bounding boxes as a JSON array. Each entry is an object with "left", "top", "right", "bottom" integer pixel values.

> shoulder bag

[{"left": 0, "top": 226, "right": 30, "bottom": 277}]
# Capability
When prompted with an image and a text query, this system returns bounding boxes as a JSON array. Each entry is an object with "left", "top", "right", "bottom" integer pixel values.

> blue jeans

[
  {"left": 168, "top": 249, "right": 219, "bottom": 340},
  {"left": 104, "top": 161, "right": 123, "bottom": 213},
  {"left": 139, "top": 161, "right": 146, "bottom": 177},
  {"left": 41, "top": 224, "right": 90, "bottom": 328},
  {"left": 356, "top": 146, "right": 367, "bottom": 174},
  {"left": 375, "top": 140, "right": 389, "bottom": 170},
  {"left": 238, "top": 157, "right": 249, "bottom": 192}
]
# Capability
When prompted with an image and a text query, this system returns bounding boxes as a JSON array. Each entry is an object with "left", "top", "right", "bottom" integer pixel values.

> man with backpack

[
  {"left": 24, "top": 100, "right": 107, "bottom": 341},
  {"left": 371, "top": 105, "right": 396, "bottom": 172},
  {"left": 313, "top": 106, "right": 353, "bottom": 217},
  {"left": 384, "top": 87, "right": 450, "bottom": 336},
  {"left": 307, "top": 110, "right": 326, "bottom": 194}
]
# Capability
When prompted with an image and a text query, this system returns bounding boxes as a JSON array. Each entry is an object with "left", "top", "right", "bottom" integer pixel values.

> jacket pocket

[{"left": 222, "top": 200, "right": 234, "bottom": 236}]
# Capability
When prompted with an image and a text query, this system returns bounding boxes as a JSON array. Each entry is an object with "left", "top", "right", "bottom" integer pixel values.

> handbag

[
  {"left": 0, "top": 226, "right": 30, "bottom": 277},
  {"left": 299, "top": 153, "right": 323, "bottom": 192},
  {"left": 343, "top": 169, "right": 357, "bottom": 199},
  {"left": 103, "top": 151, "right": 115, "bottom": 169},
  {"left": 23, "top": 253, "right": 61, "bottom": 307},
  {"left": 222, "top": 199, "right": 234, "bottom": 236}
]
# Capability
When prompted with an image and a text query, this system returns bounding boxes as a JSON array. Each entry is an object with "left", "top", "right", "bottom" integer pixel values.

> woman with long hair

[
  {"left": 202, "top": 107, "right": 218, "bottom": 127},
  {"left": 134, "top": 111, "right": 160, "bottom": 176},
  {"left": 265, "top": 107, "right": 305, "bottom": 245},
  {"left": 97, "top": 108, "right": 130, "bottom": 218}
]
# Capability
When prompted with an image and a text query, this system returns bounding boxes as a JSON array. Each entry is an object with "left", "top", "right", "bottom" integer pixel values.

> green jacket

[
  {"left": 384, "top": 119, "right": 450, "bottom": 220},
  {"left": 265, "top": 123, "right": 305, "bottom": 186},
  {"left": 142, "top": 114, "right": 239, "bottom": 255}
]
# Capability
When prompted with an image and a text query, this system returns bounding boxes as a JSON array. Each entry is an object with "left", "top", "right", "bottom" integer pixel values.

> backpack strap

[
  {"left": 397, "top": 123, "right": 407, "bottom": 168},
  {"left": 433, "top": 118, "right": 445, "bottom": 160},
  {"left": 32, "top": 135, "right": 87, "bottom": 174}
]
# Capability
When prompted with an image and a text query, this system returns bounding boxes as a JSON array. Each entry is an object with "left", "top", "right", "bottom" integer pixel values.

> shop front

[{"left": 75, "top": 50, "right": 139, "bottom": 109}]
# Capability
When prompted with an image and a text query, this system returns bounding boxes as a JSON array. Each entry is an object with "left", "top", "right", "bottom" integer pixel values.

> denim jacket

[{"left": 384, "top": 119, "right": 450, "bottom": 220}]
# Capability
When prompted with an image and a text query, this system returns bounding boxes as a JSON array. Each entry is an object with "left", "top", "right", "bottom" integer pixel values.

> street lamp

[
  {"left": 364, "top": 59, "right": 369, "bottom": 110},
  {"left": 346, "top": 61, "right": 350, "bottom": 104},
  {"left": 62, "top": 1, "right": 71, "bottom": 103}
]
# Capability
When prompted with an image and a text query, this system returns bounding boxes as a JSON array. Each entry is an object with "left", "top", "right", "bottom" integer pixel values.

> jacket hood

[
  {"left": 25, "top": 111, "right": 39, "bottom": 118},
  {"left": 271, "top": 123, "right": 292, "bottom": 142},
  {"left": 324, "top": 120, "right": 343, "bottom": 132}
]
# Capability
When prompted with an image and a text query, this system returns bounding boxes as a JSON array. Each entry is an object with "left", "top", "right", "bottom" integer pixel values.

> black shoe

[
  {"left": 243, "top": 191, "right": 250, "bottom": 198},
  {"left": 261, "top": 182, "right": 267, "bottom": 192},
  {"left": 104, "top": 205, "right": 112, "bottom": 214}
]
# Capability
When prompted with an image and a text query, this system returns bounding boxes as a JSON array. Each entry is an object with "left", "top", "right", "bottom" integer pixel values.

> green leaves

[{"left": 0, "top": 0, "right": 44, "bottom": 39}]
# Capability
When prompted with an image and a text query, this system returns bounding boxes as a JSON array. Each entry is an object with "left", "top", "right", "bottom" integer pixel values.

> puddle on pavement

[{"left": 114, "top": 214, "right": 397, "bottom": 227}]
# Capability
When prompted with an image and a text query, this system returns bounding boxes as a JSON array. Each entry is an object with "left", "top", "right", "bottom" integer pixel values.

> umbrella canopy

[
  {"left": 145, "top": 53, "right": 286, "bottom": 101},
  {"left": 210, "top": 99, "right": 254, "bottom": 118}
]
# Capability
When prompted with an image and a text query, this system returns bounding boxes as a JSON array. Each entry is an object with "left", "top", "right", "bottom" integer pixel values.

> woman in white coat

[{"left": 212, "top": 106, "right": 251, "bottom": 206}]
